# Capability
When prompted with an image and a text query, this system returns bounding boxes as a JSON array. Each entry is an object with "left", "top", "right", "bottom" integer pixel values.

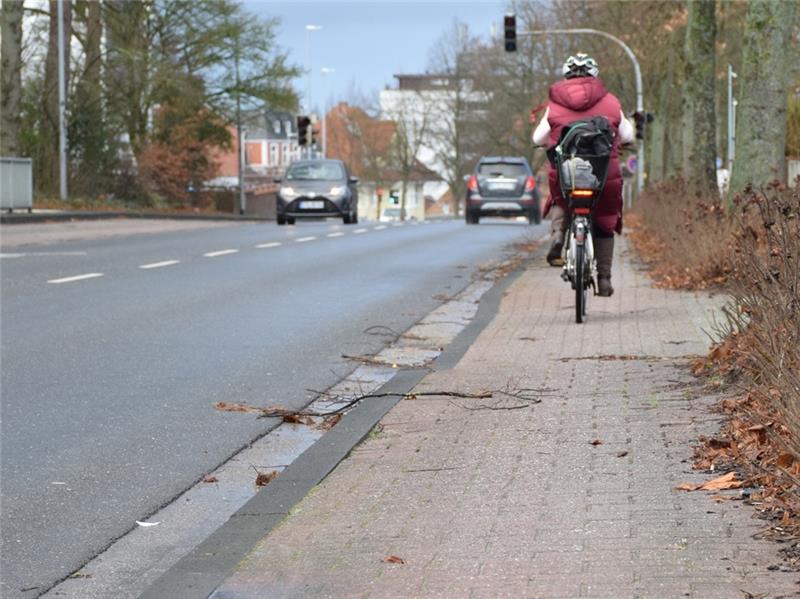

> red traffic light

[{"left": 504, "top": 13, "right": 517, "bottom": 52}]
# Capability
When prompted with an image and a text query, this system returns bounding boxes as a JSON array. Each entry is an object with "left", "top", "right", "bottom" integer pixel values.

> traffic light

[
  {"left": 504, "top": 14, "right": 517, "bottom": 52},
  {"left": 632, "top": 111, "right": 645, "bottom": 140},
  {"left": 297, "top": 115, "right": 311, "bottom": 146},
  {"left": 311, "top": 122, "right": 320, "bottom": 148}
]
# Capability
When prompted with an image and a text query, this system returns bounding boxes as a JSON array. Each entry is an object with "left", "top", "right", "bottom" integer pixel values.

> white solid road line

[
  {"left": 295, "top": 236, "right": 316, "bottom": 243},
  {"left": 255, "top": 242, "right": 282, "bottom": 249},
  {"left": 139, "top": 260, "right": 180, "bottom": 270},
  {"left": 353, "top": 228, "right": 368, "bottom": 234},
  {"left": 203, "top": 249, "right": 239, "bottom": 257},
  {"left": 327, "top": 232, "right": 345, "bottom": 238},
  {"left": 47, "top": 273, "right": 104, "bottom": 284},
  {"left": 373, "top": 225, "right": 387, "bottom": 231}
]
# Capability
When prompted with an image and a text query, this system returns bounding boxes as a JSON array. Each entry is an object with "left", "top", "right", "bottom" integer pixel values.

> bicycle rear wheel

[{"left": 575, "top": 243, "right": 586, "bottom": 323}]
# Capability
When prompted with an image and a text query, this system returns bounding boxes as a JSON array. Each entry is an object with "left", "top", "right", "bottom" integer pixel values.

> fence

[{"left": 0, "top": 157, "right": 33, "bottom": 212}]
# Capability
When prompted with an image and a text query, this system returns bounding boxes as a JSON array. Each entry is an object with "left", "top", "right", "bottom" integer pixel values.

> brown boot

[
  {"left": 546, "top": 205, "right": 567, "bottom": 267},
  {"left": 594, "top": 237, "right": 614, "bottom": 296},
  {"left": 546, "top": 233, "right": 564, "bottom": 266}
]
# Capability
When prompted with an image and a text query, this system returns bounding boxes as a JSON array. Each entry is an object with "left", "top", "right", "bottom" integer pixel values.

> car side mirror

[
  {"left": 349, "top": 176, "right": 359, "bottom": 185},
  {"left": 273, "top": 177, "right": 282, "bottom": 184}
]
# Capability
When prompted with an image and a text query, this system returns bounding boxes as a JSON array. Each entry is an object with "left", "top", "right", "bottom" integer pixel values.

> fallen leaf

[
  {"left": 617, "top": 450, "right": 629, "bottom": 458},
  {"left": 776, "top": 453, "right": 795, "bottom": 469},
  {"left": 213, "top": 402, "right": 263, "bottom": 414},
  {"left": 382, "top": 555, "right": 405, "bottom": 564},
  {"left": 202, "top": 475, "right": 218, "bottom": 484},
  {"left": 255, "top": 471, "right": 279, "bottom": 487},
  {"left": 710, "top": 494, "right": 734, "bottom": 502},
  {"left": 317, "top": 414, "right": 342, "bottom": 432},
  {"left": 282, "top": 413, "right": 315, "bottom": 426},
  {"left": 136, "top": 521, "right": 160, "bottom": 527},
  {"left": 589, "top": 439, "right": 603, "bottom": 446},
  {"left": 676, "top": 472, "right": 744, "bottom": 492}
]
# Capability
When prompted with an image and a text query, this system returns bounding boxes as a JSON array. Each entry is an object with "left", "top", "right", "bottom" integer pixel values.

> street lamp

[{"left": 320, "top": 67, "right": 335, "bottom": 158}]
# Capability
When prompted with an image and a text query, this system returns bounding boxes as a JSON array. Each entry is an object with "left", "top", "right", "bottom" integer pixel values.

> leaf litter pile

[{"left": 632, "top": 182, "right": 800, "bottom": 569}]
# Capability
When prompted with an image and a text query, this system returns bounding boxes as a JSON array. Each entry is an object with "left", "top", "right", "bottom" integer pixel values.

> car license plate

[
  {"left": 490, "top": 182, "right": 516, "bottom": 190},
  {"left": 299, "top": 200, "right": 324, "bottom": 209}
]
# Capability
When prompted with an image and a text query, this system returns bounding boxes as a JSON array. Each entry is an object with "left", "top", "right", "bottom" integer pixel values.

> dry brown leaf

[
  {"left": 202, "top": 474, "right": 218, "bottom": 484},
  {"left": 283, "top": 413, "right": 315, "bottom": 426},
  {"left": 382, "top": 555, "right": 405, "bottom": 564},
  {"left": 255, "top": 471, "right": 279, "bottom": 487},
  {"left": 676, "top": 472, "right": 744, "bottom": 492},
  {"left": 213, "top": 401, "right": 263, "bottom": 414},
  {"left": 776, "top": 453, "right": 795, "bottom": 469},
  {"left": 589, "top": 439, "right": 603, "bottom": 446},
  {"left": 617, "top": 450, "right": 629, "bottom": 458},
  {"left": 317, "top": 414, "right": 342, "bottom": 432}
]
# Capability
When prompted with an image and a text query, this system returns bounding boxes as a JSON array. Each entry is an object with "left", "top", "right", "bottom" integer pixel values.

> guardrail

[{"left": 1, "top": 157, "right": 33, "bottom": 212}]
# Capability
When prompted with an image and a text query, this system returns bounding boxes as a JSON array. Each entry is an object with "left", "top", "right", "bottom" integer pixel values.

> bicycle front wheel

[{"left": 575, "top": 243, "right": 586, "bottom": 323}]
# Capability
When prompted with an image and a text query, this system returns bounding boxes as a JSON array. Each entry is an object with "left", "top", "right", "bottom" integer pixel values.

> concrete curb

[
  {"left": 137, "top": 246, "right": 543, "bottom": 599},
  {"left": 0, "top": 211, "right": 271, "bottom": 225}
]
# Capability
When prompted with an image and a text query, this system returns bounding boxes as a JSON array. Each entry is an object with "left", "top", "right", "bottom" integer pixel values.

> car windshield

[
  {"left": 286, "top": 162, "right": 345, "bottom": 181},
  {"left": 478, "top": 163, "right": 526, "bottom": 178}
]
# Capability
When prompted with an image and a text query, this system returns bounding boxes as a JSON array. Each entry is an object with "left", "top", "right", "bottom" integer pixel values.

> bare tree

[
  {"left": 1, "top": 0, "right": 24, "bottom": 157},
  {"left": 383, "top": 91, "right": 431, "bottom": 221},
  {"left": 683, "top": 0, "right": 717, "bottom": 193},
  {"left": 730, "top": 0, "right": 798, "bottom": 193}
]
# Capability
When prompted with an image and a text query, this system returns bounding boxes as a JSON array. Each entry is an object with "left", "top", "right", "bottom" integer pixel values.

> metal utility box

[{"left": 1, "top": 157, "right": 33, "bottom": 212}]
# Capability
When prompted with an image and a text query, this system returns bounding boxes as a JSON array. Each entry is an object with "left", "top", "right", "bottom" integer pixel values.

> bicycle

[
  {"left": 560, "top": 191, "right": 596, "bottom": 323},
  {"left": 552, "top": 119, "right": 612, "bottom": 323}
]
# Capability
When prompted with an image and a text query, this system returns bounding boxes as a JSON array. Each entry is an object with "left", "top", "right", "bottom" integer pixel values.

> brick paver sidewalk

[{"left": 212, "top": 239, "right": 798, "bottom": 598}]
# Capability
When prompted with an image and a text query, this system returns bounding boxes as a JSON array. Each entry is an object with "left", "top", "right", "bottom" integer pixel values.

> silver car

[{"left": 275, "top": 159, "right": 359, "bottom": 225}]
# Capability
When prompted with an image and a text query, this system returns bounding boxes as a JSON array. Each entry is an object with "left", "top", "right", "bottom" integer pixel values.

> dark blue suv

[{"left": 465, "top": 157, "right": 540, "bottom": 225}]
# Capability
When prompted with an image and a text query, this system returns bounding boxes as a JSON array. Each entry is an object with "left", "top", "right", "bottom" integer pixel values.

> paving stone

[{"left": 213, "top": 238, "right": 797, "bottom": 598}]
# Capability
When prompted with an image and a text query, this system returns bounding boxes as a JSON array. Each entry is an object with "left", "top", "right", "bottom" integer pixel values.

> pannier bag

[{"left": 552, "top": 116, "right": 614, "bottom": 202}]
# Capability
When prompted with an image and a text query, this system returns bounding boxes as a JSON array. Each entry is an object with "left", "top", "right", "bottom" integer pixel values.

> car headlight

[
  {"left": 328, "top": 186, "right": 344, "bottom": 197},
  {"left": 280, "top": 186, "right": 296, "bottom": 197}
]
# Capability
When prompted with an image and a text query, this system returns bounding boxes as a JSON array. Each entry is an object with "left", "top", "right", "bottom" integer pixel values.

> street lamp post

[
  {"left": 320, "top": 67, "right": 335, "bottom": 158},
  {"left": 57, "top": 0, "right": 67, "bottom": 200},
  {"left": 523, "top": 28, "right": 645, "bottom": 195},
  {"left": 305, "top": 24, "right": 322, "bottom": 159}
]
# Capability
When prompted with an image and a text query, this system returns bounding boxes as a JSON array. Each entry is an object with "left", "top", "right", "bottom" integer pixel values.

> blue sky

[{"left": 244, "top": 1, "right": 508, "bottom": 112}]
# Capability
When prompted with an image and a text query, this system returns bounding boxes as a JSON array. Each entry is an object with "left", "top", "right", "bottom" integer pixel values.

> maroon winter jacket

[{"left": 543, "top": 76, "right": 624, "bottom": 235}]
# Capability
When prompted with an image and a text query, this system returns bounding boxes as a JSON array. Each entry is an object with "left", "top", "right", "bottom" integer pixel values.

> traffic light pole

[{"left": 522, "top": 28, "right": 644, "bottom": 195}]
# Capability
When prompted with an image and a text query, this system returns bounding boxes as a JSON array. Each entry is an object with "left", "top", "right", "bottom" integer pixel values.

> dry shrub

[
  {"left": 628, "top": 178, "right": 737, "bottom": 289},
  {"left": 694, "top": 182, "right": 800, "bottom": 537}
]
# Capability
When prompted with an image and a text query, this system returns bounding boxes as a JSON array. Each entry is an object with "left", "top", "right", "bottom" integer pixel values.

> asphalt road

[{"left": 0, "top": 217, "right": 545, "bottom": 597}]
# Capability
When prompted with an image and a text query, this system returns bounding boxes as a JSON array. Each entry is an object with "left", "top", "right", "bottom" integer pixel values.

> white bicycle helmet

[{"left": 562, "top": 53, "right": 599, "bottom": 79}]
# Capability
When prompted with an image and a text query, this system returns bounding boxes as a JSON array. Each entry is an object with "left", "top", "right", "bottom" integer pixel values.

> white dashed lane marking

[
  {"left": 47, "top": 273, "right": 104, "bottom": 284},
  {"left": 374, "top": 225, "right": 387, "bottom": 231},
  {"left": 139, "top": 260, "right": 180, "bottom": 270},
  {"left": 204, "top": 249, "right": 239, "bottom": 257},
  {"left": 295, "top": 236, "right": 316, "bottom": 243},
  {"left": 327, "top": 232, "right": 344, "bottom": 238},
  {"left": 353, "top": 228, "right": 368, "bottom": 234},
  {"left": 255, "top": 242, "right": 282, "bottom": 249}
]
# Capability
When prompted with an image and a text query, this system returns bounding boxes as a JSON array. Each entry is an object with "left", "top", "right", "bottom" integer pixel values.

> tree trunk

[
  {"left": 41, "top": 0, "right": 72, "bottom": 196},
  {"left": 730, "top": 0, "right": 797, "bottom": 194},
  {"left": 1, "top": 0, "right": 24, "bottom": 157},
  {"left": 683, "top": 0, "right": 717, "bottom": 193}
]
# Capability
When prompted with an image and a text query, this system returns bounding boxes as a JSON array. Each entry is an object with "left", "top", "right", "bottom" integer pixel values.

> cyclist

[{"left": 532, "top": 53, "right": 634, "bottom": 297}]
